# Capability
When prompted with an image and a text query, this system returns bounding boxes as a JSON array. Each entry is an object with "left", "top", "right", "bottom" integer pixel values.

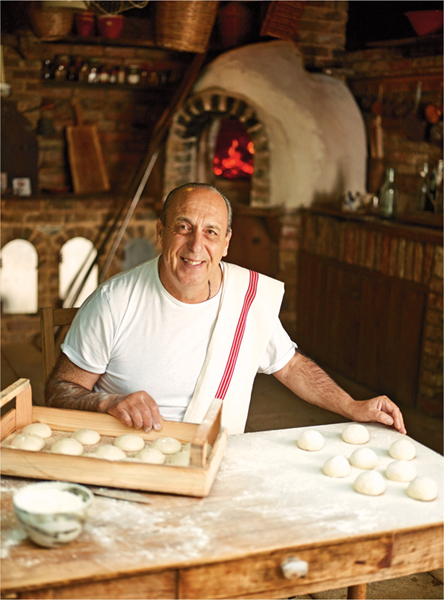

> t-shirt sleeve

[
  {"left": 61, "top": 287, "right": 114, "bottom": 374},
  {"left": 257, "top": 318, "right": 297, "bottom": 375}
]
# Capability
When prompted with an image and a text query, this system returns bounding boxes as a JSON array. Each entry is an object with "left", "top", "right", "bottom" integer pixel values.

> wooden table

[{"left": 1, "top": 423, "right": 443, "bottom": 599}]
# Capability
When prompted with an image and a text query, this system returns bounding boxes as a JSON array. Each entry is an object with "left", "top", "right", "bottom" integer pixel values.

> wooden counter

[
  {"left": 1, "top": 423, "right": 443, "bottom": 599},
  {"left": 297, "top": 206, "right": 443, "bottom": 416}
]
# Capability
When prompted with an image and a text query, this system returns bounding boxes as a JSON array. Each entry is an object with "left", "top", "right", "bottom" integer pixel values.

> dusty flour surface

[{"left": 1, "top": 423, "right": 443, "bottom": 574}]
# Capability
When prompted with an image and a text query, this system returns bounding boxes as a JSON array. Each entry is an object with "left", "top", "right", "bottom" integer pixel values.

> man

[{"left": 46, "top": 183, "right": 406, "bottom": 436}]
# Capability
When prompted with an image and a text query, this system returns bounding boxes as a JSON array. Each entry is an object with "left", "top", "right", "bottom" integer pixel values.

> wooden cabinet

[{"left": 297, "top": 250, "right": 427, "bottom": 406}]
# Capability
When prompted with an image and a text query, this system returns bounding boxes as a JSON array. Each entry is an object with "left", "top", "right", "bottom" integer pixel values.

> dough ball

[
  {"left": 151, "top": 437, "right": 182, "bottom": 455},
  {"left": 297, "top": 430, "right": 324, "bottom": 451},
  {"left": 386, "top": 460, "right": 417, "bottom": 482},
  {"left": 114, "top": 433, "right": 145, "bottom": 452},
  {"left": 94, "top": 444, "right": 126, "bottom": 461},
  {"left": 407, "top": 477, "right": 438, "bottom": 501},
  {"left": 51, "top": 438, "right": 83, "bottom": 456},
  {"left": 389, "top": 439, "right": 416, "bottom": 461},
  {"left": 11, "top": 433, "right": 45, "bottom": 451},
  {"left": 135, "top": 447, "right": 165, "bottom": 464},
  {"left": 22, "top": 423, "right": 52, "bottom": 439},
  {"left": 323, "top": 455, "right": 351, "bottom": 478},
  {"left": 349, "top": 448, "right": 378, "bottom": 470},
  {"left": 168, "top": 450, "right": 191, "bottom": 467},
  {"left": 353, "top": 471, "right": 386, "bottom": 496},
  {"left": 72, "top": 429, "right": 101, "bottom": 445},
  {"left": 341, "top": 423, "right": 369, "bottom": 445}
]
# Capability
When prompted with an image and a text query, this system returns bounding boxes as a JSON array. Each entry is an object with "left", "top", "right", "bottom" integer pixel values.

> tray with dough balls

[{"left": 1, "top": 379, "right": 227, "bottom": 497}]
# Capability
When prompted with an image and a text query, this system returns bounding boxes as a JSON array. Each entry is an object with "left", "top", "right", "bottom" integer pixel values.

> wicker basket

[
  {"left": 156, "top": 1, "right": 219, "bottom": 53},
  {"left": 29, "top": 5, "right": 75, "bottom": 39}
]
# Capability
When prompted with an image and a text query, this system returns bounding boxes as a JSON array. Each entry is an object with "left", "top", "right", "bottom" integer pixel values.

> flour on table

[{"left": 22, "top": 423, "right": 52, "bottom": 439}]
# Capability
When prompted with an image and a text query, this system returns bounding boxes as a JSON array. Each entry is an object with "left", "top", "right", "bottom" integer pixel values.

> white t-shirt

[{"left": 62, "top": 257, "right": 296, "bottom": 421}]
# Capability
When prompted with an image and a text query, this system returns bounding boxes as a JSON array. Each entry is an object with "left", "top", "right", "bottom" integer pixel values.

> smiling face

[{"left": 156, "top": 186, "right": 232, "bottom": 303}]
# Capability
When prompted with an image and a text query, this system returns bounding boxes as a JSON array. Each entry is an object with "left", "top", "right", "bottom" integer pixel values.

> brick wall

[
  {"left": 1, "top": 196, "right": 158, "bottom": 345},
  {"left": 2, "top": 33, "right": 187, "bottom": 195}
]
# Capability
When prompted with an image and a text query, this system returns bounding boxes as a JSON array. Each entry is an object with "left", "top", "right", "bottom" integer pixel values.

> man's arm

[
  {"left": 46, "top": 354, "right": 162, "bottom": 432},
  {"left": 273, "top": 349, "right": 406, "bottom": 434}
]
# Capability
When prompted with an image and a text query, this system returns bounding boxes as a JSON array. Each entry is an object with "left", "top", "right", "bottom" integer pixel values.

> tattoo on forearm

[{"left": 46, "top": 380, "right": 114, "bottom": 413}]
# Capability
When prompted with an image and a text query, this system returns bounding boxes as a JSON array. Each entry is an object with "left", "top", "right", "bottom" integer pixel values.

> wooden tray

[{"left": 1, "top": 379, "right": 227, "bottom": 497}]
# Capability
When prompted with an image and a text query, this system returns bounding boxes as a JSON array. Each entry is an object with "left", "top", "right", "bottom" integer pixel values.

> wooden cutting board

[{"left": 66, "top": 100, "right": 110, "bottom": 194}]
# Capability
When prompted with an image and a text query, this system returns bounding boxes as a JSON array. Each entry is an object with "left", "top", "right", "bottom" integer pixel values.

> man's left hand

[{"left": 349, "top": 395, "right": 407, "bottom": 434}]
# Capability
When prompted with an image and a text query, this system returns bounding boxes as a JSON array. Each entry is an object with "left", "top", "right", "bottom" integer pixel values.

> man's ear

[
  {"left": 222, "top": 230, "right": 232, "bottom": 257},
  {"left": 156, "top": 219, "right": 163, "bottom": 248}
]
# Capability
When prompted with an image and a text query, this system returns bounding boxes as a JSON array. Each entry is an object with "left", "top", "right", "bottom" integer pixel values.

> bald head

[{"left": 160, "top": 183, "right": 232, "bottom": 235}]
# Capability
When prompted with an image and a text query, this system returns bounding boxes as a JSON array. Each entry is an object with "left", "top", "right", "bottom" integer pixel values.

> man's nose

[{"left": 187, "top": 230, "right": 204, "bottom": 251}]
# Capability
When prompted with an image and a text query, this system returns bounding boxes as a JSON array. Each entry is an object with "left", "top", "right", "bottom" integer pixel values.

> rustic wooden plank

[
  {"left": 1, "top": 379, "right": 31, "bottom": 408},
  {"left": 1, "top": 426, "right": 442, "bottom": 599},
  {"left": 31, "top": 406, "right": 198, "bottom": 441},
  {"left": 190, "top": 398, "right": 222, "bottom": 467},
  {"left": 15, "top": 383, "right": 33, "bottom": 431},
  {"left": 178, "top": 536, "right": 392, "bottom": 599},
  {"left": 0, "top": 408, "right": 16, "bottom": 442},
  {"left": 17, "top": 571, "right": 177, "bottom": 599}
]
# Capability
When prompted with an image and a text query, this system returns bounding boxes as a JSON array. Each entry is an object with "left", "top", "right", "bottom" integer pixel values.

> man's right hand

[
  {"left": 46, "top": 354, "right": 162, "bottom": 433},
  {"left": 98, "top": 391, "right": 162, "bottom": 432}
]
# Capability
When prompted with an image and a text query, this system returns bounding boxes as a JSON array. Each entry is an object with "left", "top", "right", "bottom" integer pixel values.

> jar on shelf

[
  {"left": 87, "top": 58, "right": 101, "bottom": 84},
  {"left": 108, "top": 65, "right": 118, "bottom": 85},
  {"left": 42, "top": 59, "right": 54, "bottom": 80},
  {"left": 378, "top": 167, "right": 398, "bottom": 219},
  {"left": 117, "top": 64, "right": 126, "bottom": 85},
  {"left": 54, "top": 55, "right": 70, "bottom": 82},
  {"left": 78, "top": 60, "right": 89, "bottom": 83},
  {"left": 67, "top": 56, "right": 82, "bottom": 82},
  {"left": 127, "top": 65, "right": 141, "bottom": 85}
]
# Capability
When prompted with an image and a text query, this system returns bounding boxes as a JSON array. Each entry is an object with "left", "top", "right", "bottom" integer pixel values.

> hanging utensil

[
  {"left": 425, "top": 81, "right": 443, "bottom": 125},
  {"left": 405, "top": 81, "right": 426, "bottom": 141}
]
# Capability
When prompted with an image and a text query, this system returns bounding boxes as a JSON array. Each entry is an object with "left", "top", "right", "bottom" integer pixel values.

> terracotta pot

[
  {"left": 217, "top": 1, "right": 252, "bottom": 48},
  {"left": 97, "top": 14, "right": 124, "bottom": 39},
  {"left": 405, "top": 11, "right": 443, "bottom": 36},
  {"left": 75, "top": 11, "right": 95, "bottom": 37}
]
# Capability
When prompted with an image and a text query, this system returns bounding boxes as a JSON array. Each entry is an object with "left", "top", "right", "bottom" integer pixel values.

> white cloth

[{"left": 62, "top": 257, "right": 296, "bottom": 432}]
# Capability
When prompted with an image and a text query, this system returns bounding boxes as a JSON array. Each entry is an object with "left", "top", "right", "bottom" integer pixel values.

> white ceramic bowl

[{"left": 13, "top": 481, "right": 93, "bottom": 548}]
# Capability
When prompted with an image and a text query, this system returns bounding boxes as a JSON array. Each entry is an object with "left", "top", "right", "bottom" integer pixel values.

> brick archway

[{"left": 164, "top": 90, "right": 271, "bottom": 206}]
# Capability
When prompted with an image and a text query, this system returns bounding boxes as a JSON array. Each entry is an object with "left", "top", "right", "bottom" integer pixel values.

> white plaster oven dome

[{"left": 192, "top": 41, "right": 367, "bottom": 209}]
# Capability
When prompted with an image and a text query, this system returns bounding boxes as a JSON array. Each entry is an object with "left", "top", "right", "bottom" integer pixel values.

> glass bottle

[
  {"left": 127, "top": 65, "right": 141, "bottom": 85},
  {"left": 379, "top": 167, "right": 398, "bottom": 219},
  {"left": 87, "top": 59, "right": 100, "bottom": 84},
  {"left": 54, "top": 55, "right": 70, "bottom": 82},
  {"left": 416, "top": 163, "right": 430, "bottom": 211},
  {"left": 42, "top": 59, "right": 54, "bottom": 80}
]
